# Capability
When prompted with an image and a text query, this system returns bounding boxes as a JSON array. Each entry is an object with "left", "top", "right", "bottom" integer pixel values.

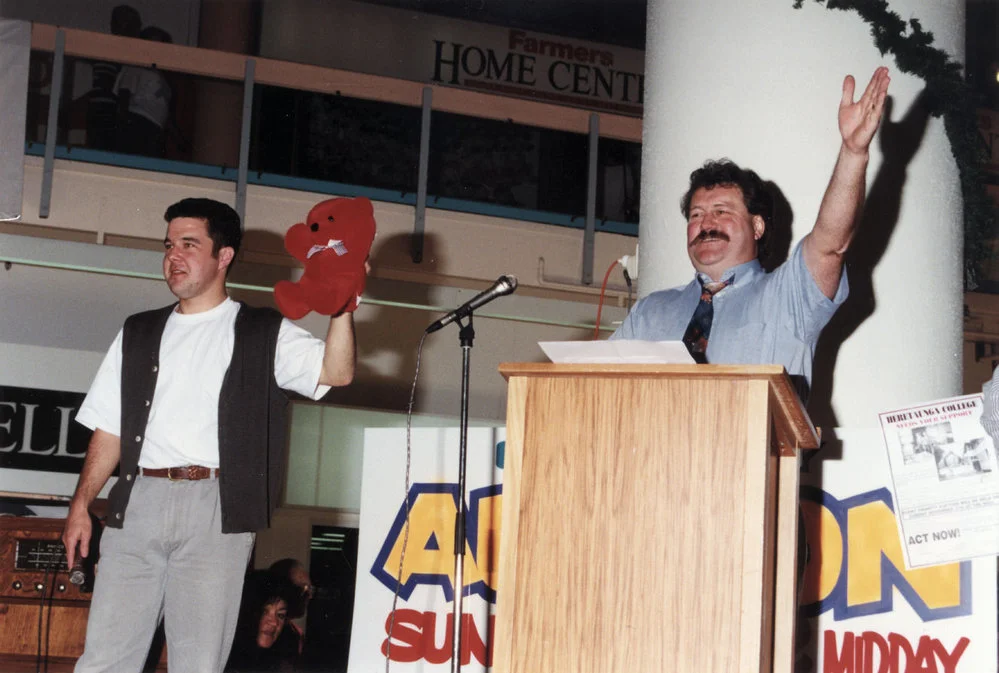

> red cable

[{"left": 593, "top": 259, "right": 619, "bottom": 340}]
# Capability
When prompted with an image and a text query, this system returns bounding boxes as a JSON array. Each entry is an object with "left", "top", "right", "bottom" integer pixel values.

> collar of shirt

[{"left": 693, "top": 257, "right": 764, "bottom": 294}]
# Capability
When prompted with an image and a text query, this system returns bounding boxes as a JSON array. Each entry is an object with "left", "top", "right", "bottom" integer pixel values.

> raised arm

[
  {"left": 803, "top": 67, "right": 890, "bottom": 298},
  {"left": 62, "top": 429, "right": 121, "bottom": 568},
  {"left": 318, "top": 260, "right": 370, "bottom": 387},
  {"left": 319, "top": 311, "right": 356, "bottom": 386}
]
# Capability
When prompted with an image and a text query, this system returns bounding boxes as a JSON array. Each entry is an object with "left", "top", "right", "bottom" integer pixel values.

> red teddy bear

[{"left": 274, "top": 196, "right": 376, "bottom": 320}]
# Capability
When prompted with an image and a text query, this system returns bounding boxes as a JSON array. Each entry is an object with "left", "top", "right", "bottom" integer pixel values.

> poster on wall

[
  {"left": 349, "top": 427, "right": 504, "bottom": 673},
  {"left": 878, "top": 394, "right": 999, "bottom": 568},
  {"left": 796, "top": 428, "right": 997, "bottom": 673}
]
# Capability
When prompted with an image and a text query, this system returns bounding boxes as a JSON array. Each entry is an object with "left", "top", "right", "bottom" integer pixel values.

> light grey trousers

[{"left": 74, "top": 476, "right": 255, "bottom": 673}]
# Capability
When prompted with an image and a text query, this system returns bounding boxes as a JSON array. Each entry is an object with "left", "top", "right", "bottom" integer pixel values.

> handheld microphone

[
  {"left": 425, "top": 275, "right": 518, "bottom": 333},
  {"left": 68, "top": 558, "right": 86, "bottom": 586}
]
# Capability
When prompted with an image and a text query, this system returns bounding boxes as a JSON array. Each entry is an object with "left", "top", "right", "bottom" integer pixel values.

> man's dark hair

[
  {"left": 680, "top": 159, "right": 774, "bottom": 258},
  {"left": 163, "top": 198, "right": 242, "bottom": 263}
]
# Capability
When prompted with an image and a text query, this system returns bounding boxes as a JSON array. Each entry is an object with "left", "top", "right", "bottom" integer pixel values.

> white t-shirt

[
  {"left": 114, "top": 66, "right": 170, "bottom": 128},
  {"left": 76, "top": 298, "right": 331, "bottom": 469}
]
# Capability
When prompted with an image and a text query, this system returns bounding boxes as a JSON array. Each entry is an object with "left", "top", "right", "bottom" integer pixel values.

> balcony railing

[{"left": 27, "top": 24, "right": 643, "bottom": 285}]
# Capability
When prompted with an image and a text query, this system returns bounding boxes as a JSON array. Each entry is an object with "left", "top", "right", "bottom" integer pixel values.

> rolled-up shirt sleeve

[
  {"left": 274, "top": 319, "right": 332, "bottom": 400},
  {"left": 777, "top": 240, "right": 849, "bottom": 343}
]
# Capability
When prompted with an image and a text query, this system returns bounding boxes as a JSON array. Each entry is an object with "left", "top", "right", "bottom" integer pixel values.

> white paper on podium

[{"left": 539, "top": 340, "right": 696, "bottom": 364}]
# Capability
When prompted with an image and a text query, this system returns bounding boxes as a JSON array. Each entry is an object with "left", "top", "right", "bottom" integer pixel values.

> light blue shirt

[{"left": 610, "top": 241, "right": 848, "bottom": 390}]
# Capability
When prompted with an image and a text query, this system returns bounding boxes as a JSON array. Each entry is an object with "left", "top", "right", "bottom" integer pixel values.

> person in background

[
  {"left": 87, "top": 4, "right": 141, "bottom": 150},
  {"left": 225, "top": 570, "right": 301, "bottom": 673},
  {"left": 114, "top": 26, "right": 173, "bottom": 157},
  {"left": 269, "top": 558, "right": 313, "bottom": 656}
]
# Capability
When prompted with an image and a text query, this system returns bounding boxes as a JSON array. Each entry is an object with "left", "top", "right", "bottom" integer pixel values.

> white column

[{"left": 640, "top": 0, "right": 964, "bottom": 424}]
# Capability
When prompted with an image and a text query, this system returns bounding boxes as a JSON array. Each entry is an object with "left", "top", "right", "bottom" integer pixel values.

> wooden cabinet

[{"left": 0, "top": 514, "right": 167, "bottom": 672}]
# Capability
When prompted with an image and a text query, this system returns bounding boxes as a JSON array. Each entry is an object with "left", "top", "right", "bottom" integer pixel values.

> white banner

[
  {"left": 797, "top": 428, "right": 997, "bottom": 673},
  {"left": 349, "top": 427, "right": 504, "bottom": 672},
  {"left": 351, "top": 425, "right": 997, "bottom": 672}
]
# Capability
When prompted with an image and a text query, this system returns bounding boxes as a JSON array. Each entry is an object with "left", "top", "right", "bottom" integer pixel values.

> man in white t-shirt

[
  {"left": 114, "top": 26, "right": 174, "bottom": 157},
  {"left": 62, "top": 198, "right": 359, "bottom": 673}
]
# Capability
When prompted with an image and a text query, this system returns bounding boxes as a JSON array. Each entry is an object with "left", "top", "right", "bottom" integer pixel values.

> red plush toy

[{"left": 274, "top": 196, "right": 376, "bottom": 320}]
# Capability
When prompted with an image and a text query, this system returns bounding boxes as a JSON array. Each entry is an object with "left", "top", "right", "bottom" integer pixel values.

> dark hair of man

[
  {"left": 163, "top": 198, "right": 242, "bottom": 267},
  {"left": 680, "top": 159, "right": 774, "bottom": 258}
]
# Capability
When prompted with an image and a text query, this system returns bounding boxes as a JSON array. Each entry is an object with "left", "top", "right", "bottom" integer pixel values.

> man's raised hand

[{"left": 839, "top": 66, "right": 890, "bottom": 155}]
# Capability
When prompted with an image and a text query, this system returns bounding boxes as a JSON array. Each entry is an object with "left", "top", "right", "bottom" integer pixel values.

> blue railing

[{"left": 24, "top": 142, "right": 636, "bottom": 237}]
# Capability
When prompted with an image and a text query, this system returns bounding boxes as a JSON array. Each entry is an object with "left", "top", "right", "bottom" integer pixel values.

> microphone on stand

[{"left": 425, "top": 275, "right": 518, "bottom": 334}]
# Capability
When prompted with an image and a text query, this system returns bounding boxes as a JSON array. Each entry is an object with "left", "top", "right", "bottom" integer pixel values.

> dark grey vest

[{"left": 106, "top": 301, "right": 289, "bottom": 533}]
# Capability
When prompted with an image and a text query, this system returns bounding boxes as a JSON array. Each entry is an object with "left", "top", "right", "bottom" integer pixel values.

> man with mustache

[
  {"left": 62, "top": 198, "right": 358, "bottom": 673},
  {"left": 611, "top": 67, "right": 890, "bottom": 395}
]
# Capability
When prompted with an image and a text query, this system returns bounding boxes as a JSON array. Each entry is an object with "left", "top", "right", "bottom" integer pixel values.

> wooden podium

[{"left": 494, "top": 364, "right": 819, "bottom": 673}]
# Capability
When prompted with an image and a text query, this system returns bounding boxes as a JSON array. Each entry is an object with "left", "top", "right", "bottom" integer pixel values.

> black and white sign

[{"left": 0, "top": 386, "right": 89, "bottom": 474}]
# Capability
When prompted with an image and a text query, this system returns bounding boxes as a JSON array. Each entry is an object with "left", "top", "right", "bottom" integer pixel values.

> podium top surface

[
  {"left": 499, "top": 362, "right": 786, "bottom": 380},
  {"left": 499, "top": 362, "right": 819, "bottom": 451}
]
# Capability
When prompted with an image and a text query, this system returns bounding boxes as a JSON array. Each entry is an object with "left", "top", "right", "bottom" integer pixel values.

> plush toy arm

[{"left": 283, "top": 223, "right": 313, "bottom": 264}]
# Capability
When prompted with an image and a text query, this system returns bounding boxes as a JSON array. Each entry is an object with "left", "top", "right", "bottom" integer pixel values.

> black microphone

[{"left": 425, "top": 275, "right": 518, "bottom": 333}]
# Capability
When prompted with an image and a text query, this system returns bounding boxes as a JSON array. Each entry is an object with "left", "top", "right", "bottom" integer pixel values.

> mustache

[{"left": 690, "top": 230, "right": 730, "bottom": 247}]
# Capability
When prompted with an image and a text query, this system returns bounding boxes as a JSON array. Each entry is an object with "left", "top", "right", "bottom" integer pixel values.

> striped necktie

[{"left": 682, "top": 279, "right": 729, "bottom": 364}]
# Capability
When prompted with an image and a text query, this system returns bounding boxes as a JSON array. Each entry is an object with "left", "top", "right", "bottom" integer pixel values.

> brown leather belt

[{"left": 139, "top": 466, "right": 219, "bottom": 481}]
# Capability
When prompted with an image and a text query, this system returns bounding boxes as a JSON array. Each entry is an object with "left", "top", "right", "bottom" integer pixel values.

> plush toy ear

[
  {"left": 348, "top": 198, "right": 376, "bottom": 257},
  {"left": 283, "top": 222, "right": 312, "bottom": 263}
]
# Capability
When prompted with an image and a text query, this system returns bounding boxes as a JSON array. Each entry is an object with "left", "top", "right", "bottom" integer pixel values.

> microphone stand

[
  {"left": 449, "top": 313, "right": 474, "bottom": 673},
  {"left": 426, "top": 277, "right": 516, "bottom": 672}
]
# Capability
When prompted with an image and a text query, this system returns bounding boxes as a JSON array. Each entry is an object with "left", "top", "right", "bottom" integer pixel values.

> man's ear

[
  {"left": 752, "top": 215, "right": 765, "bottom": 241},
  {"left": 217, "top": 246, "right": 235, "bottom": 271}
]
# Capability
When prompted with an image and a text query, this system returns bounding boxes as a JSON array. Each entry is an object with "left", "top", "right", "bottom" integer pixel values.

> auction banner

[
  {"left": 350, "top": 426, "right": 997, "bottom": 672},
  {"left": 349, "top": 427, "right": 504, "bottom": 673}
]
